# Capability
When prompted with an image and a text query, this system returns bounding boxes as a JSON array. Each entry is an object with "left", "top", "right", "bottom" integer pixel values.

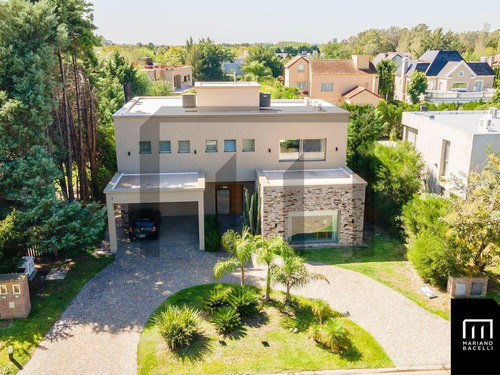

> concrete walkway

[
  {"left": 21, "top": 217, "right": 450, "bottom": 374},
  {"left": 245, "top": 263, "right": 451, "bottom": 368}
]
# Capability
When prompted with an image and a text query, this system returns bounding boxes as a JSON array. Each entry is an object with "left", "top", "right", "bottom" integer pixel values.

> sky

[{"left": 91, "top": 0, "right": 500, "bottom": 45}]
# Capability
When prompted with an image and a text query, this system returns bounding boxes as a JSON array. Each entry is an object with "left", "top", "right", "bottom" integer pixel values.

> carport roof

[
  {"left": 104, "top": 172, "right": 205, "bottom": 194},
  {"left": 256, "top": 168, "right": 367, "bottom": 187}
]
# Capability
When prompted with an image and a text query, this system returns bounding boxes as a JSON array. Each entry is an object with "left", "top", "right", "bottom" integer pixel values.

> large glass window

[
  {"left": 296, "top": 82, "right": 306, "bottom": 90},
  {"left": 279, "top": 139, "right": 326, "bottom": 161},
  {"left": 224, "top": 139, "right": 236, "bottom": 152},
  {"left": 139, "top": 141, "right": 151, "bottom": 154},
  {"left": 178, "top": 140, "right": 190, "bottom": 153},
  {"left": 206, "top": 140, "right": 218, "bottom": 153},
  {"left": 242, "top": 139, "right": 255, "bottom": 152},
  {"left": 320, "top": 83, "right": 334, "bottom": 91},
  {"left": 288, "top": 211, "right": 339, "bottom": 243},
  {"left": 405, "top": 127, "right": 418, "bottom": 146},
  {"left": 451, "top": 82, "right": 467, "bottom": 91},
  {"left": 159, "top": 141, "right": 171, "bottom": 153}
]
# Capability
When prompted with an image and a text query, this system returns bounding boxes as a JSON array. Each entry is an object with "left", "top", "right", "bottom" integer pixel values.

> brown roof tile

[{"left": 309, "top": 59, "right": 377, "bottom": 74}]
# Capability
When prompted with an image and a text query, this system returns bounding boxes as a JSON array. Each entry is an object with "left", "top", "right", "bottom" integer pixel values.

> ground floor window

[{"left": 287, "top": 210, "right": 339, "bottom": 243}]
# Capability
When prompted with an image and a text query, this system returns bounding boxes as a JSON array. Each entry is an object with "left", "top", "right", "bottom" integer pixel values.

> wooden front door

[{"left": 216, "top": 184, "right": 243, "bottom": 214}]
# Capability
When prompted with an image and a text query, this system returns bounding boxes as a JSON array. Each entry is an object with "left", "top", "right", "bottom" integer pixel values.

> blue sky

[{"left": 91, "top": 0, "right": 500, "bottom": 45}]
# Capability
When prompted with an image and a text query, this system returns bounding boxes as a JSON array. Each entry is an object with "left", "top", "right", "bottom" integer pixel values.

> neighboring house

[
  {"left": 402, "top": 108, "right": 500, "bottom": 194},
  {"left": 284, "top": 55, "right": 380, "bottom": 105},
  {"left": 104, "top": 82, "right": 367, "bottom": 252},
  {"left": 276, "top": 53, "right": 290, "bottom": 60},
  {"left": 140, "top": 64, "right": 193, "bottom": 90},
  {"left": 489, "top": 53, "right": 500, "bottom": 68},
  {"left": 372, "top": 52, "right": 411, "bottom": 67},
  {"left": 394, "top": 50, "right": 496, "bottom": 103}
]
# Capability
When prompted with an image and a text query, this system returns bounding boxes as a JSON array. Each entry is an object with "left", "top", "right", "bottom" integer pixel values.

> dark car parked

[{"left": 128, "top": 209, "right": 161, "bottom": 240}]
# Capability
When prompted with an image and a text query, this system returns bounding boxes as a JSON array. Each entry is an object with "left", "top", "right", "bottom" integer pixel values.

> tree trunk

[
  {"left": 241, "top": 264, "right": 245, "bottom": 288},
  {"left": 265, "top": 264, "right": 271, "bottom": 301},
  {"left": 285, "top": 285, "right": 290, "bottom": 303}
]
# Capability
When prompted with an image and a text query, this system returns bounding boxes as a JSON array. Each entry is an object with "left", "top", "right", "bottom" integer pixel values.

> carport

[{"left": 104, "top": 172, "right": 205, "bottom": 252}]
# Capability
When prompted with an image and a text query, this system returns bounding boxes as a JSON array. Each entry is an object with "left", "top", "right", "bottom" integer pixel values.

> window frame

[
  {"left": 279, "top": 138, "right": 326, "bottom": 161},
  {"left": 287, "top": 210, "right": 340, "bottom": 243},
  {"left": 0, "top": 285, "right": 7, "bottom": 295},
  {"left": 178, "top": 140, "right": 191, "bottom": 154},
  {"left": 224, "top": 139, "right": 236, "bottom": 153},
  {"left": 138, "top": 141, "right": 152, "bottom": 154},
  {"left": 440, "top": 140, "right": 451, "bottom": 177},
  {"left": 451, "top": 82, "right": 468, "bottom": 91},
  {"left": 12, "top": 284, "right": 21, "bottom": 295},
  {"left": 298, "top": 63, "right": 305, "bottom": 72},
  {"left": 296, "top": 81, "right": 306, "bottom": 90},
  {"left": 320, "top": 82, "right": 334, "bottom": 92},
  {"left": 205, "top": 140, "right": 218, "bottom": 153},
  {"left": 158, "top": 141, "right": 172, "bottom": 154},
  {"left": 242, "top": 139, "right": 255, "bottom": 152}
]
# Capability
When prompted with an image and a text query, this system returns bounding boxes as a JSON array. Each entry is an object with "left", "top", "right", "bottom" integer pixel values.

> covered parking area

[{"left": 104, "top": 172, "right": 205, "bottom": 252}]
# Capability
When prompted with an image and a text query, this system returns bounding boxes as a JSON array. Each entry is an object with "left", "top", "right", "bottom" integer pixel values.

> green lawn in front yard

[
  {"left": 137, "top": 284, "right": 393, "bottom": 375},
  {"left": 0, "top": 251, "right": 114, "bottom": 374}
]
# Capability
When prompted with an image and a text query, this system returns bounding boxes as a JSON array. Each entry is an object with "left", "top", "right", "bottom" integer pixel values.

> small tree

[
  {"left": 311, "top": 299, "right": 332, "bottom": 324},
  {"left": 213, "top": 229, "right": 255, "bottom": 288},
  {"left": 242, "top": 61, "right": 272, "bottom": 82},
  {"left": 376, "top": 59, "right": 396, "bottom": 100},
  {"left": 271, "top": 252, "right": 329, "bottom": 303},
  {"left": 406, "top": 71, "right": 427, "bottom": 104}
]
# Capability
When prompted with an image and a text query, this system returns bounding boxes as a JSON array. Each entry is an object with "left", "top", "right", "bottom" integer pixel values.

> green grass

[
  {"left": 0, "top": 251, "right": 114, "bottom": 374},
  {"left": 137, "top": 283, "right": 393, "bottom": 375},
  {"left": 300, "top": 233, "right": 452, "bottom": 320}
]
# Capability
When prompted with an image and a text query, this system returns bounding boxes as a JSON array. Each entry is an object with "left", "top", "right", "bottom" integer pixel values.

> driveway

[
  {"left": 21, "top": 217, "right": 450, "bottom": 374},
  {"left": 21, "top": 216, "right": 233, "bottom": 375}
]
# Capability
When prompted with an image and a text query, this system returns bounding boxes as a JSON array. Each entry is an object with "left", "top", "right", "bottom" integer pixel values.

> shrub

[
  {"left": 211, "top": 306, "right": 241, "bottom": 334},
  {"left": 311, "top": 299, "right": 332, "bottom": 324},
  {"left": 309, "top": 318, "right": 350, "bottom": 352},
  {"left": 203, "top": 289, "right": 230, "bottom": 312},
  {"left": 204, "top": 215, "right": 221, "bottom": 252},
  {"left": 154, "top": 305, "right": 202, "bottom": 350},
  {"left": 227, "top": 287, "right": 260, "bottom": 319}
]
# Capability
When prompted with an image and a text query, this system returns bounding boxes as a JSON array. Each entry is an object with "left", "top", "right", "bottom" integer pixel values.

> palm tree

[
  {"left": 242, "top": 61, "right": 272, "bottom": 82},
  {"left": 271, "top": 252, "right": 329, "bottom": 303},
  {"left": 213, "top": 228, "right": 255, "bottom": 288},
  {"left": 311, "top": 299, "right": 332, "bottom": 324}
]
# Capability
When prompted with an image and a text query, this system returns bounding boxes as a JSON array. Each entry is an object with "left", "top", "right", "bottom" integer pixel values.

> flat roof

[
  {"left": 403, "top": 110, "right": 500, "bottom": 134},
  {"left": 113, "top": 97, "right": 348, "bottom": 118},
  {"left": 195, "top": 81, "right": 260, "bottom": 88},
  {"left": 104, "top": 172, "right": 205, "bottom": 194},
  {"left": 257, "top": 168, "right": 367, "bottom": 187}
]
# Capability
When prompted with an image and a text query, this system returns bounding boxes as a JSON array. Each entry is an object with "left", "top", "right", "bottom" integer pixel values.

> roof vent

[
  {"left": 304, "top": 97, "right": 312, "bottom": 106},
  {"left": 420, "top": 105, "right": 427, "bottom": 111},
  {"left": 479, "top": 117, "right": 493, "bottom": 132},
  {"left": 428, "top": 114, "right": 435, "bottom": 119},
  {"left": 182, "top": 93, "right": 196, "bottom": 108}
]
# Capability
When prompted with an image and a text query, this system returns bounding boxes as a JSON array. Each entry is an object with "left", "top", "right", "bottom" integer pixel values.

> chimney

[
  {"left": 352, "top": 55, "right": 370, "bottom": 70},
  {"left": 400, "top": 57, "right": 409, "bottom": 103}
]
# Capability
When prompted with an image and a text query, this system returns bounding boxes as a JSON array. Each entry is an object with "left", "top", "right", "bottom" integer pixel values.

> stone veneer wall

[{"left": 260, "top": 184, "right": 366, "bottom": 246}]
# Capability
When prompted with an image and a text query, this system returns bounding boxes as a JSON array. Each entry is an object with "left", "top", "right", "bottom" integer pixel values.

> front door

[
  {"left": 216, "top": 184, "right": 243, "bottom": 214},
  {"left": 473, "top": 80, "right": 483, "bottom": 92},
  {"left": 173, "top": 75, "right": 181, "bottom": 88}
]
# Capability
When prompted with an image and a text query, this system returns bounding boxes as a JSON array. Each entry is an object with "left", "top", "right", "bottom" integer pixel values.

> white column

[
  {"left": 198, "top": 197, "right": 205, "bottom": 250},
  {"left": 106, "top": 197, "right": 117, "bottom": 253}
]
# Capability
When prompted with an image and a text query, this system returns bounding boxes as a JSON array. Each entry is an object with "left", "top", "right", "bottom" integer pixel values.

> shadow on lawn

[{"left": 172, "top": 333, "right": 212, "bottom": 363}]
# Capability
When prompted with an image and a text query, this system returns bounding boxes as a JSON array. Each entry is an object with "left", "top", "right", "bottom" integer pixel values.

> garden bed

[{"left": 137, "top": 283, "right": 393, "bottom": 375}]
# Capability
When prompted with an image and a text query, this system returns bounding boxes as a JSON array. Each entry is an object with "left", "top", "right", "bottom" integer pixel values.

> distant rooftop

[{"left": 403, "top": 110, "right": 500, "bottom": 134}]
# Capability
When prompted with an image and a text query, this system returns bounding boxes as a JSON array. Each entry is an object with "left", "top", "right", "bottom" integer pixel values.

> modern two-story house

[
  {"left": 104, "top": 82, "right": 366, "bottom": 252},
  {"left": 283, "top": 55, "right": 380, "bottom": 106},
  {"left": 394, "top": 50, "right": 496, "bottom": 103},
  {"left": 140, "top": 64, "right": 193, "bottom": 91}
]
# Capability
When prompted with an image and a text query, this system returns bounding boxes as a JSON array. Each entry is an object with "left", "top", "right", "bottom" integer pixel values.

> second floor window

[
  {"left": 280, "top": 139, "right": 326, "bottom": 161},
  {"left": 224, "top": 140, "right": 236, "bottom": 152},
  {"left": 159, "top": 141, "right": 171, "bottom": 153},
  {"left": 320, "top": 83, "right": 333, "bottom": 92},
  {"left": 296, "top": 82, "right": 306, "bottom": 90},
  {"left": 139, "top": 141, "right": 151, "bottom": 154},
  {"left": 298, "top": 64, "right": 305, "bottom": 72},
  {"left": 0, "top": 285, "right": 7, "bottom": 295},
  {"left": 178, "top": 140, "right": 190, "bottom": 153},
  {"left": 242, "top": 139, "right": 255, "bottom": 152},
  {"left": 12, "top": 284, "right": 20, "bottom": 294},
  {"left": 206, "top": 140, "right": 218, "bottom": 153},
  {"left": 440, "top": 140, "right": 451, "bottom": 177}
]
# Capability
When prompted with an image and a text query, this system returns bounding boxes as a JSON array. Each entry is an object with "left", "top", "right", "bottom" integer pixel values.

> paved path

[{"left": 245, "top": 262, "right": 451, "bottom": 368}]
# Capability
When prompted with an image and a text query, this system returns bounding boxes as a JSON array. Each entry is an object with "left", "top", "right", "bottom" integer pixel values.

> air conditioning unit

[
  {"left": 488, "top": 107, "right": 498, "bottom": 118},
  {"left": 479, "top": 117, "right": 492, "bottom": 132},
  {"left": 304, "top": 97, "right": 311, "bottom": 106}
]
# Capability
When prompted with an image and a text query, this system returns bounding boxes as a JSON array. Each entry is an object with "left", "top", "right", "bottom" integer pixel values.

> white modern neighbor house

[
  {"left": 104, "top": 82, "right": 367, "bottom": 252},
  {"left": 402, "top": 108, "right": 500, "bottom": 194}
]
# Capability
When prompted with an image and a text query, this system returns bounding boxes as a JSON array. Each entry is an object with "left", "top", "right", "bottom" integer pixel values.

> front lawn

[
  {"left": 300, "top": 231, "right": 452, "bottom": 320},
  {"left": 0, "top": 251, "right": 114, "bottom": 374},
  {"left": 137, "top": 284, "right": 393, "bottom": 375}
]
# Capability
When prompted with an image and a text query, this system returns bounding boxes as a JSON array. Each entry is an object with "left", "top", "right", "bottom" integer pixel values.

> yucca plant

[
  {"left": 203, "top": 289, "right": 230, "bottom": 312},
  {"left": 211, "top": 306, "right": 241, "bottom": 335},
  {"left": 154, "top": 305, "right": 202, "bottom": 350},
  {"left": 311, "top": 299, "right": 332, "bottom": 324},
  {"left": 228, "top": 287, "right": 260, "bottom": 319}
]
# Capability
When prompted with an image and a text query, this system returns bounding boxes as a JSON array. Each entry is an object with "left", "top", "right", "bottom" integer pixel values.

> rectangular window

[
  {"left": 178, "top": 140, "right": 190, "bottom": 153},
  {"left": 159, "top": 141, "right": 171, "bottom": 153},
  {"left": 298, "top": 64, "right": 305, "bottom": 72},
  {"left": 279, "top": 139, "right": 326, "bottom": 161},
  {"left": 139, "top": 141, "right": 151, "bottom": 154},
  {"left": 206, "top": 140, "right": 218, "bottom": 153},
  {"left": 288, "top": 211, "right": 339, "bottom": 243},
  {"left": 405, "top": 127, "right": 418, "bottom": 146},
  {"left": 0, "top": 285, "right": 7, "bottom": 295},
  {"left": 438, "top": 81, "right": 443, "bottom": 91},
  {"left": 441, "top": 140, "right": 451, "bottom": 177},
  {"left": 224, "top": 139, "right": 236, "bottom": 152},
  {"left": 296, "top": 82, "right": 306, "bottom": 90},
  {"left": 320, "top": 83, "right": 333, "bottom": 92},
  {"left": 279, "top": 139, "right": 300, "bottom": 160},
  {"left": 12, "top": 284, "right": 20, "bottom": 294},
  {"left": 473, "top": 80, "right": 483, "bottom": 92},
  {"left": 242, "top": 139, "right": 255, "bottom": 152},
  {"left": 451, "top": 82, "right": 467, "bottom": 91}
]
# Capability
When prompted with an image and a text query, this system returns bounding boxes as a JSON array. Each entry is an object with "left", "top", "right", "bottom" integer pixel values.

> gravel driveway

[{"left": 21, "top": 216, "right": 450, "bottom": 374}]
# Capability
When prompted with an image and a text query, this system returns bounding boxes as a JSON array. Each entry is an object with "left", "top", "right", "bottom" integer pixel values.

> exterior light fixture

[
  {"left": 268, "top": 148, "right": 271, "bottom": 153},
  {"left": 335, "top": 147, "right": 338, "bottom": 151},
  {"left": 8, "top": 346, "right": 13, "bottom": 355},
  {"left": 194, "top": 150, "right": 197, "bottom": 154},
  {"left": 127, "top": 151, "right": 131, "bottom": 156}
]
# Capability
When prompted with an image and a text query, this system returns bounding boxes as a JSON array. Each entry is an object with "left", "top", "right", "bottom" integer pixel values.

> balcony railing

[{"left": 424, "top": 89, "right": 496, "bottom": 100}]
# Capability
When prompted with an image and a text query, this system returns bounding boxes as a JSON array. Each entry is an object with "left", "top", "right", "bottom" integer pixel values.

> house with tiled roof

[
  {"left": 372, "top": 52, "right": 411, "bottom": 67},
  {"left": 394, "top": 50, "right": 496, "bottom": 103},
  {"left": 284, "top": 55, "right": 380, "bottom": 105}
]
